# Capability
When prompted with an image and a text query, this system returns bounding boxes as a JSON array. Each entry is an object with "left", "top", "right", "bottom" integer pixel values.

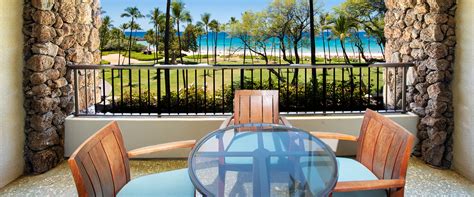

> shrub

[{"left": 97, "top": 77, "right": 383, "bottom": 114}]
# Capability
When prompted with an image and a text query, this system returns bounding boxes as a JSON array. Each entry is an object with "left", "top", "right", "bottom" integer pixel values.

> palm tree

[
  {"left": 148, "top": 8, "right": 165, "bottom": 64},
  {"left": 319, "top": 13, "right": 330, "bottom": 63},
  {"left": 209, "top": 20, "right": 219, "bottom": 64},
  {"left": 118, "top": 23, "right": 130, "bottom": 65},
  {"left": 110, "top": 28, "right": 123, "bottom": 65},
  {"left": 121, "top": 7, "right": 144, "bottom": 65},
  {"left": 195, "top": 22, "right": 205, "bottom": 63},
  {"left": 227, "top": 17, "right": 237, "bottom": 61},
  {"left": 332, "top": 15, "right": 356, "bottom": 64},
  {"left": 171, "top": 0, "right": 191, "bottom": 64},
  {"left": 200, "top": 13, "right": 211, "bottom": 64},
  {"left": 99, "top": 16, "right": 113, "bottom": 60}
]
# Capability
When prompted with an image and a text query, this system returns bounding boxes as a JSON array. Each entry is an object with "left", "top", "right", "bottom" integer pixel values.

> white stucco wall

[
  {"left": 0, "top": 0, "right": 25, "bottom": 188},
  {"left": 65, "top": 113, "right": 419, "bottom": 158},
  {"left": 453, "top": 0, "right": 474, "bottom": 182}
]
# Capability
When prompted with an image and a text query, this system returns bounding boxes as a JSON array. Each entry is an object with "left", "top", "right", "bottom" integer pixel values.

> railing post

[
  {"left": 73, "top": 68, "right": 79, "bottom": 116},
  {"left": 401, "top": 65, "right": 408, "bottom": 114}
]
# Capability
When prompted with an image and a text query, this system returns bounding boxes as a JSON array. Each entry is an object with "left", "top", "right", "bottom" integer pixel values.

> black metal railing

[{"left": 70, "top": 63, "right": 413, "bottom": 116}]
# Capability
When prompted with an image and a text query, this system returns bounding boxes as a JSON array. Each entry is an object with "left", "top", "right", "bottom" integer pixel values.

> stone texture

[
  {"left": 27, "top": 127, "right": 59, "bottom": 151},
  {"left": 385, "top": 0, "right": 456, "bottom": 168},
  {"left": 420, "top": 25, "right": 444, "bottom": 42},
  {"left": 32, "top": 0, "right": 54, "bottom": 11},
  {"left": 27, "top": 55, "right": 55, "bottom": 72},
  {"left": 23, "top": 0, "right": 101, "bottom": 174},
  {"left": 33, "top": 25, "right": 56, "bottom": 43},
  {"left": 32, "top": 10, "right": 56, "bottom": 26},
  {"left": 31, "top": 42, "right": 59, "bottom": 56}
]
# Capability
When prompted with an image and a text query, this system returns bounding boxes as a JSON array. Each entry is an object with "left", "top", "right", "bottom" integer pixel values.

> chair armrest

[
  {"left": 310, "top": 132, "right": 358, "bottom": 142},
  {"left": 220, "top": 116, "right": 233, "bottom": 129},
  {"left": 334, "top": 179, "right": 405, "bottom": 192},
  {"left": 280, "top": 116, "right": 292, "bottom": 127},
  {"left": 127, "top": 140, "right": 196, "bottom": 158}
]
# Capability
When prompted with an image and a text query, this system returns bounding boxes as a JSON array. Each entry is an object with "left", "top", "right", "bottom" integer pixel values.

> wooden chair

[
  {"left": 220, "top": 90, "right": 291, "bottom": 128},
  {"left": 311, "top": 109, "right": 414, "bottom": 197},
  {"left": 68, "top": 121, "right": 196, "bottom": 197}
]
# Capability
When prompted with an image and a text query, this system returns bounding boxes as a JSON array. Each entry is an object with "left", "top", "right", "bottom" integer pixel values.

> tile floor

[{"left": 0, "top": 158, "right": 472, "bottom": 196}]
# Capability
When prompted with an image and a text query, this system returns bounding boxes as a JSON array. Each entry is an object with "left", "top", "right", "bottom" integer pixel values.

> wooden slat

[
  {"left": 89, "top": 144, "right": 115, "bottom": 196},
  {"left": 109, "top": 122, "right": 131, "bottom": 181},
  {"left": 392, "top": 138, "right": 408, "bottom": 179},
  {"left": 271, "top": 93, "right": 279, "bottom": 124},
  {"left": 262, "top": 95, "right": 273, "bottom": 123},
  {"left": 233, "top": 90, "right": 280, "bottom": 125},
  {"left": 101, "top": 134, "right": 127, "bottom": 192},
  {"left": 334, "top": 179, "right": 405, "bottom": 192},
  {"left": 310, "top": 132, "right": 358, "bottom": 141},
  {"left": 250, "top": 95, "right": 263, "bottom": 123},
  {"left": 69, "top": 158, "right": 95, "bottom": 197},
  {"left": 238, "top": 95, "right": 250, "bottom": 124},
  {"left": 383, "top": 134, "right": 403, "bottom": 179},
  {"left": 127, "top": 140, "right": 196, "bottom": 157},
  {"left": 372, "top": 127, "right": 395, "bottom": 179},
  {"left": 356, "top": 113, "right": 371, "bottom": 161},
  {"left": 359, "top": 118, "right": 382, "bottom": 171},
  {"left": 81, "top": 154, "right": 103, "bottom": 197}
]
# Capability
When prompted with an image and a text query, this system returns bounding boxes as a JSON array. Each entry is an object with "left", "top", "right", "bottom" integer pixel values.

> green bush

[{"left": 98, "top": 76, "right": 383, "bottom": 114}]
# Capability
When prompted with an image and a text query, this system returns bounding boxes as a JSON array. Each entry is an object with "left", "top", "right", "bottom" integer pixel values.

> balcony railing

[{"left": 70, "top": 63, "right": 414, "bottom": 116}]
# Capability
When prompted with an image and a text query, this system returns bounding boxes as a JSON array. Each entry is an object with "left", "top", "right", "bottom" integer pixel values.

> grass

[
  {"left": 102, "top": 66, "right": 384, "bottom": 97},
  {"left": 100, "top": 60, "right": 110, "bottom": 65}
]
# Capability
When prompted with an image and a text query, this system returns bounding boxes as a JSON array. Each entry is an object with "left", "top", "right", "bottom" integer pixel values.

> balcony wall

[
  {"left": 453, "top": 0, "right": 474, "bottom": 182},
  {"left": 64, "top": 113, "right": 419, "bottom": 158},
  {"left": 0, "top": 0, "right": 25, "bottom": 188}
]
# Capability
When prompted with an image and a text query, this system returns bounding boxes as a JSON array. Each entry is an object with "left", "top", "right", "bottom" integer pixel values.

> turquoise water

[{"left": 125, "top": 31, "right": 383, "bottom": 56}]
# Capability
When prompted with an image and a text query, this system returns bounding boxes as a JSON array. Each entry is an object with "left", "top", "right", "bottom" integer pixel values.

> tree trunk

[
  {"left": 164, "top": 0, "right": 171, "bottom": 102},
  {"left": 128, "top": 18, "right": 134, "bottom": 65},
  {"left": 198, "top": 36, "right": 202, "bottom": 63},
  {"left": 177, "top": 21, "right": 183, "bottom": 64},
  {"left": 214, "top": 30, "right": 218, "bottom": 64},
  {"left": 222, "top": 32, "right": 226, "bottom": 61},
  {"left": 243, "top": 46, "right": 246, "bottom": 64},
  {"left": 118, "top": 35, "right": 121, "bottom": 65},
  {"left": 322, "top": 31, "right": 327, "bottom": 63},
  {"left": 292, "top": 40, "right": 300, "bottom": 85},
  {"left": 340, "top": 39, "right": 350, "bottom": 64},
  {"left": 228, "top": 37, "right": 233, "bottom": 61},
  {"left": 206, "top": 27, "right": 209, "bottom": 64},
  {"left": 279, "top": 37, "right": 294, "bottom": 64},
  {"left": 155, "top": 25, "right": 159, "bottom": 64}
]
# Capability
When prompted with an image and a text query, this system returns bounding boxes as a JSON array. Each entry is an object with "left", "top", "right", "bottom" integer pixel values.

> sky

[{"left": 101, "top": 0, "right": 345, "bottom": 31}]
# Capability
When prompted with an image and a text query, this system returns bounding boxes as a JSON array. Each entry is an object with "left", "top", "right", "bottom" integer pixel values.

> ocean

[{"left": 124, "top": 31, "right": 384, "bottom": 56}]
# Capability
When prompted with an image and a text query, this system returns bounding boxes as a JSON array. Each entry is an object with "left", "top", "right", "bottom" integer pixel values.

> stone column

[
  {"left": 23, "top": 0, "right": 101, "bottom": 173},
  {"left": 385, "top": 0, "right": 456, "bottom": 168}
]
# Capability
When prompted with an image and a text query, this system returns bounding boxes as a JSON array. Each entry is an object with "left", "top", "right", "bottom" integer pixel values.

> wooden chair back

[
  {"left": 68, "top": 121, "right": 131, "bottom": 197},
  {"left": 233, "top": 90, "right": 280, "bottom": 124},
  {"left": 356, "top": 109, "right": 414, "bottom": 181}
]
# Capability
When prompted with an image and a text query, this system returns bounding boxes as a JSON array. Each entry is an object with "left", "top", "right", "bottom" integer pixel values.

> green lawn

[{"left": 102, "top": 66, "right": 384, "bottom": 97}]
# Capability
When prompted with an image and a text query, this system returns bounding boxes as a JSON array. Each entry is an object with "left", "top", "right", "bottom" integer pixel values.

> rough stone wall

[
  {"left": 23, "top": 0, "right": 101, "bottom": 173},
  {"left": 384, "top": 0, "right": 456, "bottom": 168}
]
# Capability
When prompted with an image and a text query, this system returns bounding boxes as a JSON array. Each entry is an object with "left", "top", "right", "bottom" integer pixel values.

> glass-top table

[{"left": 188, "top": 124, "right": 338, "bottom": 197}]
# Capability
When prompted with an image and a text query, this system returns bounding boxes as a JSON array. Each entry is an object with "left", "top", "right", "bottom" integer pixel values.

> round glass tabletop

[{"left": 188, "top": 124, "right": 338, "bottom": 197}]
